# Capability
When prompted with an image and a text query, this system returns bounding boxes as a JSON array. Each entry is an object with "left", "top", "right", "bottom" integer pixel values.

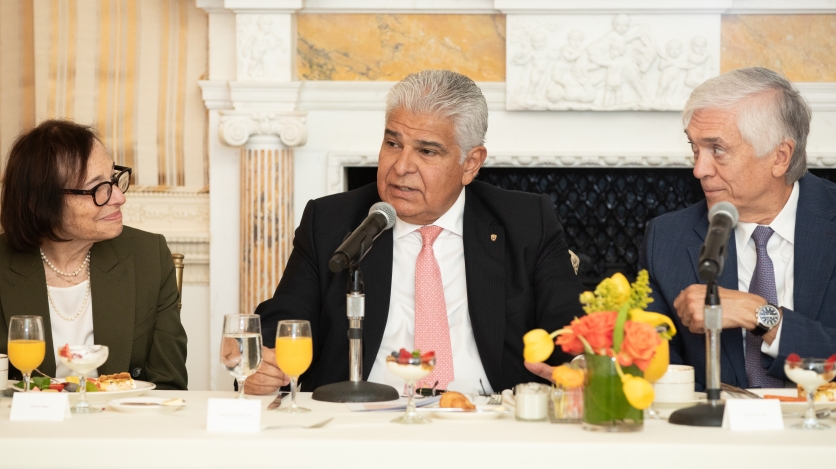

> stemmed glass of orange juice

[
  {"left": 7, "top": 316, "right": 46, "bottom": 392},
  {"left": 275, "top": 320, "right": 312, "bottom": 413}
]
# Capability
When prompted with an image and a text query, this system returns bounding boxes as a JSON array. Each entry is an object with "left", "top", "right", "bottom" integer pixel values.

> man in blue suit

[{"left": 640, "top": 67, "right": 836, "bottom": 390}]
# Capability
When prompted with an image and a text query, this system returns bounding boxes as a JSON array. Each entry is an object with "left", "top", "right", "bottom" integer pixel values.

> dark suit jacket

[
  {"left": 0, "top": 226, "right": 188, "bottom": 390},
  {"left": 256, "top": 181, "right": 585, "bottom": 392},
  {"left": 640, "top": 173, "right": 836, "bottom": 389}
]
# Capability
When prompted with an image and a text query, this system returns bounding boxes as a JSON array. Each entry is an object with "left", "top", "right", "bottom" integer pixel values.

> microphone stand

[
  {"left": 311, "top": 264, "right": 399, "bottom": 403},
  {"left": 669, "top": 280, "right": 725, "bottom": 426}
]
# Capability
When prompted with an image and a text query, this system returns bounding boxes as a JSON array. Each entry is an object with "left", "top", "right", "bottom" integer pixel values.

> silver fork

[
  {"left": 263, "top": 417, "right": 334, "bottom": 431},
  {"left": 486, "top": 394, "right": 503, "bottom": 405}
]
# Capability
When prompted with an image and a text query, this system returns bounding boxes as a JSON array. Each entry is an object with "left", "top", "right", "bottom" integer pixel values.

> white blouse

[{"left": 47, "top": 280, "right": 97, "bottom": 379}]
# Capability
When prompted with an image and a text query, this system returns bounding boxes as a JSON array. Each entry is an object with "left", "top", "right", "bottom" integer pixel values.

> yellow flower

[
  {"left": 552, "top": 365, "right": 584, "bottom": 388},
  {"left": 523, "top": 329, "right": 554, "bottom": 363},
  {"left": 643, "top": 339, "right": 670, "bottom": 383},
  {"left": 621, "top": 375, "right": 654, "bottom": 410},
  {"left": 629, "top": 309, "right": 677, "bottom": 338},
  {"left": 609, "top": 273, "right": 631, "bottom": 305}
]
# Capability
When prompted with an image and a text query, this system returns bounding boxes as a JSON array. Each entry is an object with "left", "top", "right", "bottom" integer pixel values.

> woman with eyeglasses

[{"left": 0, "top": 120, "right": 187, "bottom": 389}]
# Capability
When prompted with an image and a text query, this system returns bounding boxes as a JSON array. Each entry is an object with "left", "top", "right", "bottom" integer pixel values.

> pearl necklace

[
  {"left": 41, "top": 250, "right": 92, "bottom": 322},
  {"left": 40, "top": 248, "right": 90, "bottom": 277}
]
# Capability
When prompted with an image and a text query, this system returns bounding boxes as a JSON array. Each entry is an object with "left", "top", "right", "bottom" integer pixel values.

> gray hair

[
  {"left": 682, "top": 67, "right": 811, "bottom": 184},
  {"left": 386, "top": 70, "right": 488, "bottom": 163}
]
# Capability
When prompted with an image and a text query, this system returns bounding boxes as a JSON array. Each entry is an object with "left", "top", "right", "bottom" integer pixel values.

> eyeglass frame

[{"left": 63, "top": 165, "right": 132, "bottom": 206}]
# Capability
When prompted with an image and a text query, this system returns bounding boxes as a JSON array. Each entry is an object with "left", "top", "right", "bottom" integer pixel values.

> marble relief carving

[
  {"left": 506, "top": 14, "right": 720, "bottom": 111},
  {"left": 219, "top": 112, "right": 308, "bottom": 148},
  {"left": 237, "top": 14, "right": 289, "bottom": 81}
]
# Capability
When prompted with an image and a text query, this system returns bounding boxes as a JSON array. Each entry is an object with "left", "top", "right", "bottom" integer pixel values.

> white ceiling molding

[{"left": 294, "top": 81, "right": 835, "bottom": 112}]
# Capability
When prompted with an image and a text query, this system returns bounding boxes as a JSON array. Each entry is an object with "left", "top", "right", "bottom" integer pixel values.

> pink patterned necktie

[{"left": 414, "top": 225, "right": 454, "bottom": 389}]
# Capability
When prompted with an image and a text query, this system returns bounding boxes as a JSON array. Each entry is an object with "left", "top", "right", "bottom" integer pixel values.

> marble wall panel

[
  {"left": 297, "top": 14, "right": 506, "bottom": 81},
  {"left": 721, "top": 15, "right": 836, "bottom": 82}
]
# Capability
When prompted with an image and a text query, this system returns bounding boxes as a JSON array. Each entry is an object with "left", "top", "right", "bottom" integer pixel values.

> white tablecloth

[{"left": 1, "top": 391, "right": 833, "bottom": 468}]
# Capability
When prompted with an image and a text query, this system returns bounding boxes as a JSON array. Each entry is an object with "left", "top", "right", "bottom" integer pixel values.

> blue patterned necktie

[{"left": 745, "top": 226, "right": 785, "bottom": 388}]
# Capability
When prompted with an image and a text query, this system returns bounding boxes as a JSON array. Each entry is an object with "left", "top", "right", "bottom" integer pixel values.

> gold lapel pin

[{"left": 490, "top": 234, "right": 497, "bottom": 241}]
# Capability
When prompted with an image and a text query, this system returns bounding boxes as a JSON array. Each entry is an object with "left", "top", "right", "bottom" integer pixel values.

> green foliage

[{"left": 628, "top": 270, "right": 654, "bottom": 310}]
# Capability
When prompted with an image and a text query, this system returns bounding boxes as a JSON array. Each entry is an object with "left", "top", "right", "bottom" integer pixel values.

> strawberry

[
  {"left": 420, "top": 351, "right": 435, "bottom": 363},
  {"left": 398, "top": 348, "right": 412, "bottom": 364},
  {"left": 786, "top": 353, "right": 802, "bottom": 365},
  {"left": 824, "top": 354, "right": 836, "bottom": 373},
  {"left": 49, "top": 383, "right": 65, "bottom": 392},
  {"left": 58, "top": 344, "right": 71, "bottom": 359}
]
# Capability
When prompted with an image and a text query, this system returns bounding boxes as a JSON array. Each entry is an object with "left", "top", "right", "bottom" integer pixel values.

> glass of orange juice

[
  {"left": 275, "top": 320, "right": 312, "bottom": 413},
  {"left": 7, "top": 316, "right": 45, "bottom": 392}
]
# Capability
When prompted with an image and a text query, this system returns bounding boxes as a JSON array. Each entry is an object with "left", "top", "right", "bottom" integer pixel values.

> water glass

[{"left": 221, "top": 314, "right": 263, "bottom": 399}]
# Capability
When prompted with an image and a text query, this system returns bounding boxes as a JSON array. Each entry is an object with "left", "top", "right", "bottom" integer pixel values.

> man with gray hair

[
  {"left": 640, "top": 67, "right": 836, "bottom": 390},
  {"left": 248, "top": 70, "right": 584, "bottom": 395}
]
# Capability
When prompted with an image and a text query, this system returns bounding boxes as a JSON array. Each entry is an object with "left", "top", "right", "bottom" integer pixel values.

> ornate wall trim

[
  {"left": 123, "top": 188, "right": 209, "bottom": 284},
  {"left": 219, "top": 110, "right": 308, "bottom": 147},
  {"left": 326, "top": 150, "right": 836, "bottom": 194},
  {"left": 268, "top": 81, "right": 836, "bottom": 112}
]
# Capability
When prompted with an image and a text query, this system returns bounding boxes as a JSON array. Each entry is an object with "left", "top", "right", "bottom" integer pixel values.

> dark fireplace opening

[{"left": 347, "top": 166, "right": 836, "bottom": 288}]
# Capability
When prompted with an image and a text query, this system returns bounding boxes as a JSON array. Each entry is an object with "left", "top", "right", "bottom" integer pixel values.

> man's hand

[
  {"left": 524, "top": 361, "right": 554, "bottom": 382},
  {"left": 673, "top": 284, "right": 765, "bottom": 334},
  {"left": 243, "top": 347, "right": 290, "bottom": 395}
]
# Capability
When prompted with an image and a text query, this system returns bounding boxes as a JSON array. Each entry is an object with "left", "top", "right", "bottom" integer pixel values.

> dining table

[{"left": 1, "top": 390, "right": 833, "bottom": 468}]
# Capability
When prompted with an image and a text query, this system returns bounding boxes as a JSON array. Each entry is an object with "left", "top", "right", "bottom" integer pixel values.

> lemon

[{"left": 65, "top": 376, "right": 79, "bottom": 384}]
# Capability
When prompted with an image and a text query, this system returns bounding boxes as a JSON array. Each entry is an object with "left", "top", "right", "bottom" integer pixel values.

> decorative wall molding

[
  {"left": 506, "top": 14, "right": 720, "bottom": 111},
  {"left": 123, "top": 188, "right": 210, "bottom": 285},
  {"left": 198, "top": 81, "right": 234, "bottom": 111},
  {"left": 725, "top": 0, "right": 836, "bottom": 14},
  {"left": 326, "top": 150, "right": 836, "bottom": 194},
  {"left": 219, "top": 110, "right": 308, "bottom": 147},
  {"left": 223, "top": 0, "right": 303, "bottom": 14},
  {"left": 201, "top": 81, "right": 835, "bottom": 113},
  {"left": 236, "top": 14, "right": 293, "bottom": 81}
]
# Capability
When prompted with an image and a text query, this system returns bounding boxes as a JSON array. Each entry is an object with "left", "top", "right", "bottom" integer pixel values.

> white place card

[
  {"left": 721, "top": 399, "right": 784, "bottom": 431},
  {"left": 10, "top": 392, "right": 72, "bottom": 421},
  {"left": 206, "top": 398, "right": 261, "bottom": 433}
]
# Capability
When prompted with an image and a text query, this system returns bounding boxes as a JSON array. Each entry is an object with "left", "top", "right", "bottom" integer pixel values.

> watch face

[{"left": 758, "top": 305, "right": 781, "bottom": 328}]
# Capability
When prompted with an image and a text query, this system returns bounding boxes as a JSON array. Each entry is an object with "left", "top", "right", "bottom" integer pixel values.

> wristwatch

[{"left": 751, "top": 303, "right": 781, "bottom": 337}]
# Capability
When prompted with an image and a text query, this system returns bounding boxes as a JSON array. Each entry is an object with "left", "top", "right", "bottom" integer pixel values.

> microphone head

[
  {"left": 369, "top": 202, "right": 397, "bottom": 230},
  {"left": 708, "top": 201, "right": 739, "bottom": 227}
]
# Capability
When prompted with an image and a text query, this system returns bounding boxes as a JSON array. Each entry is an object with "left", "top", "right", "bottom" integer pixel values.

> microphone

[
  {"left": 697, "top": 201, "right": 739, "bottom": 282},
  {"left": 328, "top": 202, "right": 397, "bottom": 273}
]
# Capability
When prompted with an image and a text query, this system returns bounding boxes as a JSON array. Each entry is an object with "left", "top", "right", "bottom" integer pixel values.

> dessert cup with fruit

[
  {"left": 58, "top": 344, "right": 109, "bottom": 414},
  {"left": 386, "top": 349, "right": 436, "bottom": 424},
  {"left": 784, "top": 353, "right": 836, "bottom": 430}
]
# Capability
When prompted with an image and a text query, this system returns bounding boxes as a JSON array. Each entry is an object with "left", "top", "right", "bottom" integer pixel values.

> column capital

[{"left": 218, "top": 110, "right": 308, "bottom": 148}]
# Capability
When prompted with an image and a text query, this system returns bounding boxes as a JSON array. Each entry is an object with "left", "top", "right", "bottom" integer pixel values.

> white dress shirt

[
  {"left": 367, "top": 189, "right": 493, "bottom": 394},
  {"left": 48, "top": 280, "right": 97, "bottom": 379},
  {"left": 735, "top": 181, "right": 799, "bottom": 358}
]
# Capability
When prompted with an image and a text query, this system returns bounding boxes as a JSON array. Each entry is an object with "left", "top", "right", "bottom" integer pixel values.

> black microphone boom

[
  {"left": 697, "top": 201, "right": 739, "bottom": 282},
  {"left": 328, "top": 202, "right": 397, "bottom": 272}
]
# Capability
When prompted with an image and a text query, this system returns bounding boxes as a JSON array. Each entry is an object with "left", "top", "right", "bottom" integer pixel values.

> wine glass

[
  {"left": 58, "top": 345, "right": 109, "bottom": 413},
  {"left": 7, "top": 316, "right": 45, "bottom": 393},
  {"left": 784, "top": 357, "right": 836, "bottom": 430},
  {"left": 386, "top": 351, "right": 436, "bottom": 424},
  {"left": 275, "top": 320, "right": 312, "bottom": 413},
  {"left": 221, "top": 314, "right": 263, "bottom": 399}
]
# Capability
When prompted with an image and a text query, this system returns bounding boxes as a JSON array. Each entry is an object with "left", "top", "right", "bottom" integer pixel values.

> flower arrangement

[{"left": 524, "top": 270, "right": 677, "bottom": 424}]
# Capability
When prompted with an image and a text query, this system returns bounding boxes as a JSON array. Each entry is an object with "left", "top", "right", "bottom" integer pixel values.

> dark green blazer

[{"left": 0, "top": 226, "right": 188, "bottom": 390}]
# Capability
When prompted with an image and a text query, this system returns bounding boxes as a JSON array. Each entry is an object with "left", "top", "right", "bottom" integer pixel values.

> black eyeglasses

[{"left": 63, "top": 165, "right": 132, "bottom": 206}]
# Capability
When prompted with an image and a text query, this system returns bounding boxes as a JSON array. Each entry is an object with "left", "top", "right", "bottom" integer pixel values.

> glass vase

[{"left": 582, "top": 353, "right": 643, "bottom": 432}]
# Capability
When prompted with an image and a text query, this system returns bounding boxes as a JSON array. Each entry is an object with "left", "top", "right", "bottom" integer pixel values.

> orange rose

[
  {"left": 621, "top": 321, "right": 662, "bottom": 371},
  {"left": 556, "top": 329, "right": 584, "bottom": 355},
  {"left": 571, "top": 311, "right": 617, "bottom": 352}
]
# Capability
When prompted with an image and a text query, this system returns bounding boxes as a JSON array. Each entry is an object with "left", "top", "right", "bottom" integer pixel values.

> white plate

[
  {"left": 108, "top": 397, "right": 185, "bottom": 414},
  {"left": 749, "top": 388, "right": 836, "bottom": 414},
  {"left": 431, "top": 405, "right": 507, "bottom": 420},
  {"left": 10, "top": 380, "right": 156, "bottom": 403},
  {"left": 69, "top": 380, "right": 156, "bottom": 404},
  {"left": 652, "top": 392, "right": 707, "bottom": 409}
]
